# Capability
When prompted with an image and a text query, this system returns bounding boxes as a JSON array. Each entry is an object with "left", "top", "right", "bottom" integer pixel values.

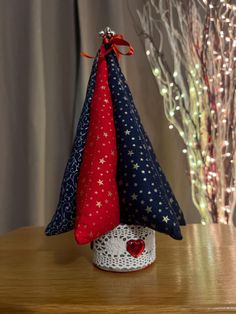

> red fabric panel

[{"left": 74, "top": 47, "right": 120, "bottom": 244}]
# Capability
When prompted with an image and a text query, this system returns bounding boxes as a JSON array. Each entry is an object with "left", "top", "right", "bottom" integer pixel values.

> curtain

[{"left": 0, "top": 0, "right": 201, "bottom": 235}]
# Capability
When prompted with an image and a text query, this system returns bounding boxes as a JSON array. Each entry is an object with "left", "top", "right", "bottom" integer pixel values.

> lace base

[{"left": 93, "top": 224, "right": 156, "bottom": 272}]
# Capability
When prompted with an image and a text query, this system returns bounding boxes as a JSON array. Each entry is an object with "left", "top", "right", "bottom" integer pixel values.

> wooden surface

[{"left": 0, "top": 224, "right": 236, "bottom": 313}]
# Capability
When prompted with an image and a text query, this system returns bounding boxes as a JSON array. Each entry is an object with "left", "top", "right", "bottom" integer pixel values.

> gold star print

[
  {"left": 96, "top": 201, "right": 102, "bottom": 208},
  {"left": 125, "top": 130, "right": 131, "bottom": 135},
  {"left": 104, "top": 99, "right": 109, "bottom": 103},
  {"left": 97, "top": 179, "right": 103, "bottom": 186},
  {"left": 163, "top": 216, "right": 170, "bottom": 223},
  {"left": 108, "top": 191, "right": 113, "bottom": 197},
  {"left": 103, "top": 132, "right": 108, "bottom": 137},
  {"left": 142, "top": 216, "right": 148, "bottom": 222},
  {"left": 99, "top": 158, "right": 105, "bottom": 164},
  {"left": 145, "top": 206, "right": 152, "bottom": 214},
  {"left": 131, "top": 193, "right": 138, "bottom": 200},
  {"left": 100, "top": 86, "right": 106, "bottom": 90},
  {"left": 133, "top": 163, "right": 140, "bottom": 170},
  {"left": 128, "top": 150, "right": 134, "bottom": 156}
]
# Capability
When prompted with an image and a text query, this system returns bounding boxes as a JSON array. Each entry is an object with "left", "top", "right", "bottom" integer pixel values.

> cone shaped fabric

[
  {"left": 74, "top": 48, "right": 120, "bottom": 244},
  {"left": 107, "top": 53, "right": 185, "bottom": 227},
  {"left": 45, "top": 54, "right": 99, "bottom": 236},
  {"left": 45, "top": 39, "right": 185, "bottom": 242},
  {"left": 106, "top": 52, "right": 185, "bottom": 240}
]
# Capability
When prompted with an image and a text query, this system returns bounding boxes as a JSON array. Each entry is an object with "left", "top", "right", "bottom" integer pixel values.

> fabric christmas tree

[{"left": 45, "top": 33, "right": 186, "bottom": 243}]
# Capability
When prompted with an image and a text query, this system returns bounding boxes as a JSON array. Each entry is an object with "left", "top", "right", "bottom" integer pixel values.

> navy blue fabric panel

[
  {"left": 45, "top": 55, "right": 99, "bottom": 236},
  {"left": 109, "top": 54, "right": 185, "bottom": 226},
  {"left": 106, "top": 52, "right": 185, "bottom": 240}
]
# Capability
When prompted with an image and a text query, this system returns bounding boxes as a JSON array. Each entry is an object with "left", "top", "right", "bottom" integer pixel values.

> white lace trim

[{"left": 93, "top": 224, "right": 156, "bottom": 272}]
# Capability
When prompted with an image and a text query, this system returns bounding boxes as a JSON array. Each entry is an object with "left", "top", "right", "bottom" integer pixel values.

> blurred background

[{"left": 0, "top": 0, "right": 201, "bottom": 235}]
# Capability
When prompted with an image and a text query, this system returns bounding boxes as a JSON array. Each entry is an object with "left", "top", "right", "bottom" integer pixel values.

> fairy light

[
  {"left": 139, "top": 0, "right": 236, "bottom": 225},
  {"left": 223, "top": 140, "right": 229, "bottom": 146},
  {"left": 153, "top": 68, "right": 160, "bottom": 76},
  {"left": 161, "top": 87, "right": 168, "bottom": 95}
]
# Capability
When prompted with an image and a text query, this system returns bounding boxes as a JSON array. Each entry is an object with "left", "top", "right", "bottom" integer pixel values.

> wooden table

[{"left": 0, "top": 224, "right": 235, "bottom": 313}]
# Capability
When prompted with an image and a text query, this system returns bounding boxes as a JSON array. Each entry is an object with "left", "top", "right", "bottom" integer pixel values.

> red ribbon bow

[{"left": 81, "top": 34, "right": 134, "bottom": 60}]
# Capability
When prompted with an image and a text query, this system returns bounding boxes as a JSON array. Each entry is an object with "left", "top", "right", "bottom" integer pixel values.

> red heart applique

[{"left": 126, "top": 239, "right": 145, "bottom": 258}]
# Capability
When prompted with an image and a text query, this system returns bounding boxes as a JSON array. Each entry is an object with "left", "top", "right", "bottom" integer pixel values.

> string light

[
  {"left": 139, "top": 0, "right": 236, "bottom": 225},
  {"left": 223, "top": 140, "right": 229, "bottom": 146},
  {"left": 161, "top": 87, "right": 168, "bottom": 95},
  {"left": 153, "top": 68, "right": 160, "bottom": 76}
]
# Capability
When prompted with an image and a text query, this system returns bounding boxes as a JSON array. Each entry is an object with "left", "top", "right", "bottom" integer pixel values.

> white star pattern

[
  {"left": 106, "top": 53, "right": 185, "bottom": 240},
  {"left": 162, "top": 216, "right": 170, "bottom": 223},
  {"left": 97, "top": 179, "right": 103, "bottom": 186},
  {"left": 131, "top": 193, "right": 138, "bottom": 200},
  {"left": 133, "top": 163, "right": 140, "bottom": 170},
  {"left": 145, "top": 206, "right": 152, "bottom": 214}
]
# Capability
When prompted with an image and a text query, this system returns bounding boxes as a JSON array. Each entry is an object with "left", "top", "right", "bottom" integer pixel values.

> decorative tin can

[{"left": 93, "top": 224, "right": 156, "bottom": 272}]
